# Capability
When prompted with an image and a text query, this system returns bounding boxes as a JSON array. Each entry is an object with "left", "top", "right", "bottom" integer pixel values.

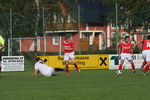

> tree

[
  {"left": 0, "top": 0, "right": 36, "bottom": 38},
  {"left": 0, "top": 0, "right": 79, "bottom": 38},
  {"left": 101, "top": 0, "right": 150, "bottom": 33}
]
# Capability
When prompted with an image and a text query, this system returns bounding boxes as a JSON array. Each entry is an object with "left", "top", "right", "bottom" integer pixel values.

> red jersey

[
  {"left": 142, "top": 40, "right": 150, "bottom": 51},
  {"left": 119, "top": 42, "right": 132, "bottom": 53},
  {"left": 63, "top": 40, "right": 74, "bottom": 53}
]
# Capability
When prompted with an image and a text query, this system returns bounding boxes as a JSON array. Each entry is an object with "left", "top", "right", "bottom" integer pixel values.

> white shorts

[
  {"left": 64, "top": 52, "right": 75, "bottom": 61},
  {"left": 142, "top": 50, "right": 150, "bottom": 61},
  {"left": 121, "top": 53, "right": 133, "bottom": 61},
  {"left": 43, "top": 67, "right": 55, "bottom": 77}
]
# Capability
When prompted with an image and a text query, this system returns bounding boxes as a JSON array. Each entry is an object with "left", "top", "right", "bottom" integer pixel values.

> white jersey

[{"left": 34, "top": 61, "right": 54, "bottom": 77}]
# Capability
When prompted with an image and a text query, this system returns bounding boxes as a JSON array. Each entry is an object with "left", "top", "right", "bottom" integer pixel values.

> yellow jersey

[{"left": 0, "top": 36, "right": 4, "bottom": 45}]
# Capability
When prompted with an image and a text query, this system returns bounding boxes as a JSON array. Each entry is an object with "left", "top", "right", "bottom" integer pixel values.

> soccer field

[{"left": 0, "top": 69, "right": 150, "bottom": 100}]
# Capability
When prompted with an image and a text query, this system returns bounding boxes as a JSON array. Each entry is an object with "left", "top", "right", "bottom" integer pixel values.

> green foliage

[
  {"left": 0, "top": 0, "right": 149, "bottom": 38},
  {"left": 109, "top": 32, "right": 122, "bottom": 48},
  {"left": 0, "top": 0, "right": 36, "bottom": 38},
  {"left": 101, "top": 0, "right": 150, "bottom": 32},
  {"left": 133, "top": 45, "right": 142, "bottom": 54},
  {"left": 0, "top": 0, "right": 78, "bottom": 38}
]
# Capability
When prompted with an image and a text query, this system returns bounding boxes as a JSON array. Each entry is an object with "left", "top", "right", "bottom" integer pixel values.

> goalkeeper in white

[{"left": 32, "top": 57, "right": 55, "bottom": 77}]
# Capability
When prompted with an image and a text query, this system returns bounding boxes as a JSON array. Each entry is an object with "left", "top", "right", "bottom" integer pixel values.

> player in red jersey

[
  {"left": 134, "top": 35, "right": 150, "bottom": 76},
  {"left": 117, "top": 36, "right": 136, "bottom": 74},
  {"left": 62, "top": 36, "right": 80, "bottom": 75}
]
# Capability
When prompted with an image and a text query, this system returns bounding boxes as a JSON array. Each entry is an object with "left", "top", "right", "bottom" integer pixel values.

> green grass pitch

[{"left": 0, "top": 69, "right": 150, "bottom": 100}]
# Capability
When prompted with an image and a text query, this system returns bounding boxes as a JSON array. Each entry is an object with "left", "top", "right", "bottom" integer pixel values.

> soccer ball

[{"left": 116, "top": 70, "right": 122, "bottom": 75}]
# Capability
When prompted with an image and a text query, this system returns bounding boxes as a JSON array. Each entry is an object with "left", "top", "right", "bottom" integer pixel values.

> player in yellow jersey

[{"left": 0, "top": 35, "right": 5, "bottom": 72}]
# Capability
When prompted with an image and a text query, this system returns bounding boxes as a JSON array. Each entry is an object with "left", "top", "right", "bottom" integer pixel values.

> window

[
  {"left": 82, "top": 33, "right": 91, "bottom": 40},
  {"left": 111, "top": 32, "right": 116, "bottom": 38},
  {"left": 67, "top": 14, "right": 71, "bottom": 23},
  {"left": 53, "top": 14, "right": 64, "bottom": 23},
  {"left": 131, "top": 34, "right": 136, "bottom": 44},
  {"left": 53, "top": 34, "right": 59, "bottom": 45},
  {"left": 111, "top": 24, "right": 119, "bottom": 29},
  {"left": 121, "top": 24, "right": 128, "bottom": 30},
  {"left": 67, "top": 14, "right": 76, "bottom": 23},
  {"left": 121, "top": 32, "right": 128, "bottom": 40},
  {"left": 67, "top": 34, "right": 73, "bottom": 40}
]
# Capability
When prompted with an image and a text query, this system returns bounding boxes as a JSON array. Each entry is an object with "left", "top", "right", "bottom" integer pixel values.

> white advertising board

[
  {"left": 1, "top": 56, "right": 24, "bottom": 72},
  {"left": 109, "top": 54, "right": 143, "bottom": 70}
]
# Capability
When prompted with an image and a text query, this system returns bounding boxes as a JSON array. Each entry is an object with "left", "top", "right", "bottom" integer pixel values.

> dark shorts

[{"left": 0, "top": 51, "right": 2, "bottom": 61}]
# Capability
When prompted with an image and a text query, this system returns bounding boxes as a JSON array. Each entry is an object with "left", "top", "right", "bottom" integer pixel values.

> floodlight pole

[
  {"left": 10, "top": 9, "right": 13, "bottom": 56},
  {"left": 78, "top": 4, "right": 81, "bottom": 54},
  {"left": 115, "top": 2, "right": 119, "bottom": 54},
  {"left": 42, "top": 6, "right": 46, "bottom": 55}
]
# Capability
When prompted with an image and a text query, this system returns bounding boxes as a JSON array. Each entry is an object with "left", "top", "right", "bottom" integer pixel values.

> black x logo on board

[{"left": 99, "top": 57, "right": 107, "bottom": 66}]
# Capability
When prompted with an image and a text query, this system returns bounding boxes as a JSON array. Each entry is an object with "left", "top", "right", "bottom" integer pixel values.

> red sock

[
  {"left": 66, "top": 65, "right": 69, "bottom": 72},
  {"left": 142, "top": 61, "right": 147, "bottom": 67},
  {"left": 73, "top": 63, "right": 79, "bottom": 70},
  {"left": 131, "top": 63, "right": 135, "bottom": 70},
  {"left": 143, "top": 65, "right": 150, "bottom": 72},
  {"left": 118, "top": 64, "right": 122, "bottom": 70}
]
